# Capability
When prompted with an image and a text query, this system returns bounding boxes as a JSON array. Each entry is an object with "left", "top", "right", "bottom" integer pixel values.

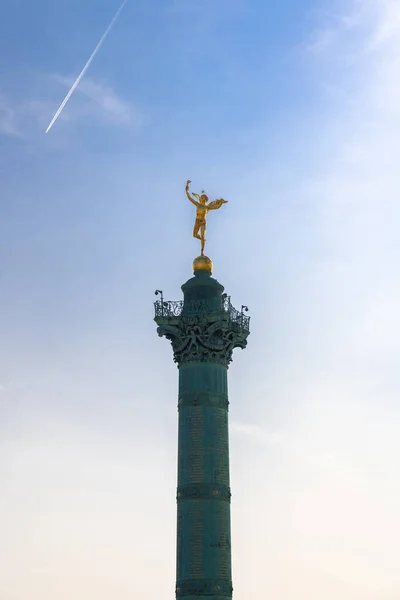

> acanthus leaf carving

[{"left": 157, "top": 317, "right": 248, "bottom": 367}]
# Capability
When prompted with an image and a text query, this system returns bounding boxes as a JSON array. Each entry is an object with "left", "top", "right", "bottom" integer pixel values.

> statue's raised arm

[{"left": 185, "top": 180, "right": 200, "bottom": 207}]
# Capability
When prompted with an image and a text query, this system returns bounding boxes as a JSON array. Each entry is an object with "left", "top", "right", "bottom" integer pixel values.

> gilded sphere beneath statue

[{"left": 193, "top": 255, "right": 213, "bottom": 273}]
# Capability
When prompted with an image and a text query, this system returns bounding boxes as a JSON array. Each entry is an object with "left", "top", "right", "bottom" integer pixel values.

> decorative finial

[
  {"left": 185, "top": 180, "right": 228, "bottom": 258},
  {"left": 192, "top": 254, "right": 213, "bottom": 274}
]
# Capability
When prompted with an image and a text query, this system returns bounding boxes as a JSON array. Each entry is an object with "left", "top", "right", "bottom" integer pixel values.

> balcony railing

[{"left": 154, "top": 295, "right": 250, "bottom": 332}]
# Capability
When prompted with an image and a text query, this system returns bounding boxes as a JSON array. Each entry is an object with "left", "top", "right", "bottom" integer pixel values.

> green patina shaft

[{"left": 155, "top": 268, "right": 250, "bottom": 600}]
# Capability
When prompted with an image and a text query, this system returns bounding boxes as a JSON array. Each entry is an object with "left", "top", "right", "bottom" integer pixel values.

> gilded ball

[{"left": 193, "top": 255, "right": 213, "bottom": 273}]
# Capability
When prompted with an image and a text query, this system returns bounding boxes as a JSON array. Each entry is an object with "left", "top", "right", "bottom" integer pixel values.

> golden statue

[{"left": 185, "top": 180, "right": 228, "bottom": 256}]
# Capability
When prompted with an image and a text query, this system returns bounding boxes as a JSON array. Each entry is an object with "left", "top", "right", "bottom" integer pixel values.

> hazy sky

[{"left": 1, "top": 0, "right": 399, "bottom": 598}]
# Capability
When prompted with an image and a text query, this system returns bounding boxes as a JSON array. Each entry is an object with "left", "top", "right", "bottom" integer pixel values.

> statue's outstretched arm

[{"left": 185, "top": 180, "right": 201, "bottom": 207}]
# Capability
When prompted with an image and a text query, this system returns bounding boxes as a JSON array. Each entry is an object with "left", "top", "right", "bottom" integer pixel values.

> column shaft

[{"left": 176, "top": 362, "right": 232, "bottom": 600}]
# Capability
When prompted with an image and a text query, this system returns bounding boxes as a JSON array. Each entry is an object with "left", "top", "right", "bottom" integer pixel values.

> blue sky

[{"left": 1, "top": 1, "right": 400, "bottom": 599}]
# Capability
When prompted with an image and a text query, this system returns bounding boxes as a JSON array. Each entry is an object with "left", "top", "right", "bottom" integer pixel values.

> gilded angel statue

[{"left": 185, "top": 180, "right": 228, "bottom": 255}]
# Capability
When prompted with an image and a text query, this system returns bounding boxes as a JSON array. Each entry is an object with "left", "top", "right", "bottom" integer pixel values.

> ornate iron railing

[
  {"left": 154, "top": 296, "right": 250, "bottom": 331},
  {"left": 155, "top": 300, "right": 183, "bottom": 317}
]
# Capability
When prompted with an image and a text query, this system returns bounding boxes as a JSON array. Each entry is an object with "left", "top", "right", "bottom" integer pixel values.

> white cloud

[
  {"left": 53, "top": 75, "right": 142, "bottom": 128},
  {"left": 306, "top": 0, "right": 382, "bottom": 56},
  {"left": 0, "top": 91, "right": 63, "bottom": 139},
  {"left": 299, "top": 0, "right": 400, "bottom": 343},
  {"left": 78, "top": 79, "right": 132, "bottom": 123},
  {"left": 369, "top": 0, "right": 400, "bottom": 47},
  {"left": 0, "top": 75, "right": 142, "bottom": 139},
  {"left": 230, "top": 6, "right": 400, "bottom": 596},
  {"left": 307, "top": 26, "right": 336, "bottom": 54},
  {"left": 0, "top": 94, "right": 21, "bottom": 137}
]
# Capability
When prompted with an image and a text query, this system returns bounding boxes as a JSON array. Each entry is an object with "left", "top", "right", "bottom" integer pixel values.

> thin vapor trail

[{"left": 46, "top": 0, "right": 128, "bottom": 133}]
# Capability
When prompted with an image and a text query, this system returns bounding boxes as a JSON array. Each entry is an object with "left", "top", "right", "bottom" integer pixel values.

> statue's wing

[{"left": 207, "top": 199, "right": 227, "bottom": 210}]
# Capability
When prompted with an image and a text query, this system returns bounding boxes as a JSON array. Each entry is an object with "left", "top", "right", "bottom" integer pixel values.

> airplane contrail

[{"left": 46, "top": 0, "right": 128, "bottom": 133}]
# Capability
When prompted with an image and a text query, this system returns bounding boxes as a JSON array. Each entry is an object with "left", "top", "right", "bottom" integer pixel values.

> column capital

[
  {"left": 156, "top": 315, "right": 248, "bottom": 367},
  {"left": 154, "top": 293, "right": 250, "bottom": 368}
]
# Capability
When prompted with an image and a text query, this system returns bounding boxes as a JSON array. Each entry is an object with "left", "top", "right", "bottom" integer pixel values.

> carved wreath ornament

[{"left": 157, "top": 318, "right": 248, "bottom": 366}]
